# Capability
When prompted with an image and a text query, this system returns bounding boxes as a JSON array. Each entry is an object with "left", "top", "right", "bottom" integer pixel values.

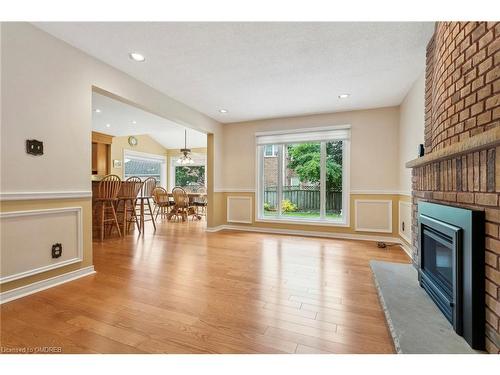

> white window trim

[
  {"left": 123, "top": 149, "right": 167, "bottom": 187},
  {"left": 255, "top": 126, "right": 350, "bottom": 227}
]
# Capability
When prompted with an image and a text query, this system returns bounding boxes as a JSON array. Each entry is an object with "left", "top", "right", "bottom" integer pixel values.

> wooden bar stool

[
  {"left": 93, "top": 174, "right": 122, "bottom": 241},
  {"left": 117, "top": 176, "right": 143, "bottom": 235},
  {"left": 135, "top": 177, "right": 157, "bottom": 232}
]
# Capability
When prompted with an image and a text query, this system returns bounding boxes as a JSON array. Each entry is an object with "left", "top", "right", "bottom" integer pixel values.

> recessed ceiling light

[
  {"left": 105, "top": 123, "right": 111, "bottom": 128},
  {"left": 338, "top": 94, "right": 350, "bottom": 99},
  {"left": 94, "top": 109, "right": 101, "bottom": 113},
  {"left": 129, "top": 52, "right": 145, "bottom": 62},
  {"left": 219, "top": 109, "right": 228, "bottom": 113}
]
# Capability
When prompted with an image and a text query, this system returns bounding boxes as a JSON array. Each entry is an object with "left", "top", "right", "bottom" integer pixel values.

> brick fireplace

[{"left": 406, "top": 22, "right": 499, "bottom": 353}]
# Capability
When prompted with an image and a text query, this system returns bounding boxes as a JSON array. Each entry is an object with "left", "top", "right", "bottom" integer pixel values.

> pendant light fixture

[{"left": 177, "top": 129, "right": 194, "bottom": 165}]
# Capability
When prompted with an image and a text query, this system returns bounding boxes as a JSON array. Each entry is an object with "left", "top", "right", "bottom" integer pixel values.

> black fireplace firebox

[{"left": 418, "top": 202, "right": 485, "bottom": 350}]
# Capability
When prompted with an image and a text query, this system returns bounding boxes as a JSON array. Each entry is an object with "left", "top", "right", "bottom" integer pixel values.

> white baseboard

[
  {"left": 0, "top": 266, "right": 96, "bottom": 304},
  {"left": 399, "top": 240, "right": 414, "bottom": 260},
  {"left": 206, "top": 225, "right": 414, "bottom": 261},
  {"left": 206, "top": 224, "right": 400, "bottom": 243}
]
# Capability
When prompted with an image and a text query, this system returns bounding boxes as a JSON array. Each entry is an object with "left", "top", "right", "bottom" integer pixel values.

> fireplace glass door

[
  {"left": 422, "top": 227, "right": 453, "bottom": 300},
  {"left": 419, "top": 214, "right": 462, "bottom": 330}
]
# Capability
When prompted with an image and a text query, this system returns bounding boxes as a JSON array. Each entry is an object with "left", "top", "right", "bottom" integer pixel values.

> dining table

[{"left": 155, "top": 191, "right": 207, "bottom": 221}]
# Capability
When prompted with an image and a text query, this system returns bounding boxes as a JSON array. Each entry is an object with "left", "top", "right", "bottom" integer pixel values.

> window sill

[{"left": 255, "top": 217, "right": 349, "bottom": 227}]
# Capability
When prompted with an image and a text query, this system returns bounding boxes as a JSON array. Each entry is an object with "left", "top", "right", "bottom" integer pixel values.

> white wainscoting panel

[
  {"left": 0, "top": 207, "right": 83, "bottom": 284},
  {"left": 354, "top": 199, "right": 393, "bottom": 233},
  {"left": 398, "top": 200, "right": 412, "bottom": 244},
  {"left": 227, "top": 196, "right": 253, "bottom": 224}
]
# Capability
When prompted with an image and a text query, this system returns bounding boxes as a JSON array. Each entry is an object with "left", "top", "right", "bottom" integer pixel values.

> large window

[
  {"left": 257, "top": 126, "right": 350, "bottom": 225},
  {"left": 124, "top": 150, "right": 166, "bottom": 186},
  {"left": 175, "top": 165, "right": 205, "bottom": 192},
  {"left": 169, "top": 155, "right": 206, "bottom": 193}
]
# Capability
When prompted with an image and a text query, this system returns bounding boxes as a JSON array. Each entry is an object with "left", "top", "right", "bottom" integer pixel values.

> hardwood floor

[{"left": 0, "top": 220, "right": 410, "bottom": 354}]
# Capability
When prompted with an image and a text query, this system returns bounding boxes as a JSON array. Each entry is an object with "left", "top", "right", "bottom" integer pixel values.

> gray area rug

[{"left": 370, "top": 260, "right": 476, "bottom": 354}]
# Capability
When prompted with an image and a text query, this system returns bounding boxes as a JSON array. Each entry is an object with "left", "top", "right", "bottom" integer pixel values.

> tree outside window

[{"left": 175, "top": 165, "right": 205, "bottom": 191}]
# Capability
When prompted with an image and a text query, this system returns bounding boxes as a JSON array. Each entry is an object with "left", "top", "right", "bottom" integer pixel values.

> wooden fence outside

[{"left": 264, "top": 187, "right": 342, "bottom": 212}]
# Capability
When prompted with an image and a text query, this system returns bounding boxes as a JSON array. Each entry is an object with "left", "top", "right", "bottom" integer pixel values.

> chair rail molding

[
  {"left": 214, "top": 187, "right": 256, "bottom": 193},
  {"left": 0, "top": 191, "right": 92, "bottom": 201},
  {"left": 350, "top": 189, "right": 409, "bottom": 195}
]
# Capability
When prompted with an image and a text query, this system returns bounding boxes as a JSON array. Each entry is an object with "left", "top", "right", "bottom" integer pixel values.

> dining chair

[
  {"left": 135, "top": 177, "right": 157, "bottom": 231},
  {"left": 94, "top": 174, "right": 122, "bottom": 241},
  {"left": 192, "top": 186, "right": 207, "bottom": 220},
  {"left": 152, "top": 186, "right": 174, "bottom": 220},
  {"left": 171, "top": 186, "right": 190, "bottom": 221},
  {"left": 117, "top": 176, "right": 143, "bottom": 235}
]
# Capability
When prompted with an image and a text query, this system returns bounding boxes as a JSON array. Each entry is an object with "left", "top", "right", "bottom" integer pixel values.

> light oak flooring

[{"left": 0, "top": 220, "right": 410, "bottom": 354}]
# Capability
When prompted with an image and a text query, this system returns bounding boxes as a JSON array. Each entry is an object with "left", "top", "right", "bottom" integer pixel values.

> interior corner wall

[
  {"left": 0, "top": 22, "right": 222, "bottom": 294},
  {"left": 214, "top": 107, "right": 406, "bottom": 241},
  {"left": 398, "top": 71, "right": 426, "bottom": 195}
]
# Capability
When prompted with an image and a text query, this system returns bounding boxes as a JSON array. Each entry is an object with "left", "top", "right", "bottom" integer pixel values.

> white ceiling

[
  {"left": 36, "top": 22, "right": 434, "bottom": 123},
  {"left": 92, "top": 92, "right": 206, "bottom": 149}
]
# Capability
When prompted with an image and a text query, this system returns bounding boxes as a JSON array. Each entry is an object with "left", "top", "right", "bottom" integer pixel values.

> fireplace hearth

[{"left": 418, "top": 202, "right": 485, "bottom": 350}]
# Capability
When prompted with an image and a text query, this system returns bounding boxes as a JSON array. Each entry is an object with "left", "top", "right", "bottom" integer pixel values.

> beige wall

[
  {"left": 214, "top": 103, "right": 422, "bottom": 253},
  {"left": 0, "top": 22, "right": 222, "bottom": 292},
  {"left": 398, "top": 71, "right": 425, "bottom": 194},
  {"left": 110, "top": 134, "right": 167, "bottom": 178},
  {"left": 1, "top": 23, "right": 222, "bottom": 195},
  {"left": 220, "top": 106, "right": 400, "bottom": 192}
]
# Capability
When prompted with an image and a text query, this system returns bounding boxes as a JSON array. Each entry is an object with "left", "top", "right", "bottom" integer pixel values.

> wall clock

[{"left": 128, "top": 136, "right": 138, "bottom": 147}]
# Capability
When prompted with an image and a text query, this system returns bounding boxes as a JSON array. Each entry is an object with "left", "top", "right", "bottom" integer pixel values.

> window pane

[
  {"left": 282, "top": 143, "right": 321, "bottom": 220},
  {"left": 263, "top": 145, "right": 279, "bottom": 216},
  {"left": 175, "top": 166, "right": 205, "bottom": 192},
  {"left": 264, "top": 145, "right": 273, "bottom": 156},
  {"left": 264, "top": 145, "right": 278, "bottom": 157},
  {"left": 325, "top": 141, "right": 343, "bottom": 220},
  {"left": 124, "top": 158, "right": 162, "bottom": 182}
]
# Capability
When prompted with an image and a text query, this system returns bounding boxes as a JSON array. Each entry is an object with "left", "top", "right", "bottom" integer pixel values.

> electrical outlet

[
  {"left": 26, "top": 139, "right": 44, "bottom": 155},
  {"left": 51, "top": 243, "right": 62, "bottom": 258}
]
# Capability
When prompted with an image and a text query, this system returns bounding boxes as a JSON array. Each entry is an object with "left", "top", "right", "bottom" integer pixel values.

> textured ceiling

[
  {"left": 36, "top": 22, "right": 434, "bottom": 123},
  {"left": 92, "top": 92, "right": 206, "bottom": 149}
]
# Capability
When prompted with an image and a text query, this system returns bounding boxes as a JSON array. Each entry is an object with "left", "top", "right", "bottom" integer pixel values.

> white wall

[
  {"left": 0, "top": 23, "right": 222, "bottom": 194},
  {"left": 398, "top": 71, "right": 425, "bottom": 194},
  {"left": 220, "top": 107, "right": 400, "bottom": 192}
]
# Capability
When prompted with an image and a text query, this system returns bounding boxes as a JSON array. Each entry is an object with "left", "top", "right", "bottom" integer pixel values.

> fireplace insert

[
  {"left": 418, "top": 201, "right": 484, "bottom": 350},
  {"left": 419, "top": 215, "right": 462, "bottom": 333}
]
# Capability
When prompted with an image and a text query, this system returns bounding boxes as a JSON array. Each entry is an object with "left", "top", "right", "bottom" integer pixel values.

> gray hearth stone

[{"left": 370, "top": 260, "right": 478, "bottom": 354}]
